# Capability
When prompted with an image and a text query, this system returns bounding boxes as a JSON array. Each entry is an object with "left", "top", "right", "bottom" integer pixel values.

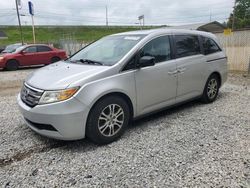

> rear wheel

[
  {"left": 86, "top": 96, "right": 130, "bottom": 145},
  {"left": 51, "top": 57, "right": 61, "bottom": 63},
  {"left": 6, "top": 60, "right": 19, "bottom": 71},
  {"left": 201, "top": 74, "right": 220, "bottom": 103}
]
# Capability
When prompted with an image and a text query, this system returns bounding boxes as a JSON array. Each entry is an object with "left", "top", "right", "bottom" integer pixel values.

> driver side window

[
  {"left": 23, "top": 46, "right": 37, "bottom": 53},
  {"left": 140, "top": 36, "right": 171, "bottom": 63}
]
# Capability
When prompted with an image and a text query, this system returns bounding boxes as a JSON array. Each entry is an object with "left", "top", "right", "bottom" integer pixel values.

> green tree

[{"left": 227, "top": 0, "right": 250, "bottom": 29}]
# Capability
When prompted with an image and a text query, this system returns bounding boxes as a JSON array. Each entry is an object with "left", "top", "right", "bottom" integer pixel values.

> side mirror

[{"left": 137, "top": 56, "right": 155, "bottom": 68}]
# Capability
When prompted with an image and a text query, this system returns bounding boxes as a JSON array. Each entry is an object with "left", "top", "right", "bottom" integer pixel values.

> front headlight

[
  {"left": 39, "top": 87, "right": 80, "bottom": 104},
  {"left": 0, "top": 56, "right": 4, "bottom": 61}
]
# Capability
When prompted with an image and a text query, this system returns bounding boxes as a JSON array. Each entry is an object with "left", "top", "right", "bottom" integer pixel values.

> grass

[{"left": 0, "top": 25, "right": 160, "bottom": 46}]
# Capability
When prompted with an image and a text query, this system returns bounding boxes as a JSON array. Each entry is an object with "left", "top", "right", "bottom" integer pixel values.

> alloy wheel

[
  {"left": 207, "top": 78, "right": 218, "bottom": 99},
  {"left": 98, "top": 104, "right": 124, "bottom": 137}
]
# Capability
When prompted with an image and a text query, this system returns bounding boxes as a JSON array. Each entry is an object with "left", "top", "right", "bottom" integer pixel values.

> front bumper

[
  {"left": 17, "top": 93, "right": 90, "bottom": 140},
  {"left": 0, "top": 59, "right": 5, "bottom": 69}
]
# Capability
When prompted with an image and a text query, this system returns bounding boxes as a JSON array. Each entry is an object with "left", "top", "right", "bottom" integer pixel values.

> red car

[{"left": 0, "top": 44, "right": 67, "bottom": 70}]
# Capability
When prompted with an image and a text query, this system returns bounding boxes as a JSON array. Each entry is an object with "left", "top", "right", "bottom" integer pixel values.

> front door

[
  {"left": 135, "top": 35, "right": 177, "bottom": 116},
  {"left": 18, "top": 46, "right": 39, "bottom": 66}
]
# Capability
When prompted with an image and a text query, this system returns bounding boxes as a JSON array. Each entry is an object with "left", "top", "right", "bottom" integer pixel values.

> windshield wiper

[{"left": 71, "top": 59, "right": 103, "bottom": 65}]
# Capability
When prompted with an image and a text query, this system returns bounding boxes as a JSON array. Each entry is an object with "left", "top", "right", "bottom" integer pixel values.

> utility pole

[
  {"left": 15, "top": 0, "right": 24, "bottom": 45},
  {"left": 28, "top": 1, "right": 35, "bottom": 43},
  {"left": 106, "top": 5, "right": 108, "bottom": 26},
  {"left": 31, "top": 15, "right": 35, "bottom": 43},
  {"left": 232, "top": 0, "right": 236, "bottom": 31}
]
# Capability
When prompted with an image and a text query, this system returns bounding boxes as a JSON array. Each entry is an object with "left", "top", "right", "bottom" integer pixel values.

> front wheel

[
  {"left": 201, "top": 74, "right": 220, "bottom": 103},
  {"left": 6, "top": 60, "right": 19, "bottom": 71},
  {"left": 86, "top": 96, "right": 130, "bottom": 145}
]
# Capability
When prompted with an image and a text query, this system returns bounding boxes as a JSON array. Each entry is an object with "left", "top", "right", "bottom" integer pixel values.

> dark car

[{"left": 0, "top": 44, "right": 67, "bottom": 70}]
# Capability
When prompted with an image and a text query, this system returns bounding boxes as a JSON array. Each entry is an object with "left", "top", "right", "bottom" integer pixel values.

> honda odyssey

[{"left": 18, "top": 29, "right": 227, "bottom": 144}]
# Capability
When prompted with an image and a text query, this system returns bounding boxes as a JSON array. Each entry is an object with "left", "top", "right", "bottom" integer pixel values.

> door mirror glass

[{"left": 137, "top": 56, "right": 155, "bottom": 68}]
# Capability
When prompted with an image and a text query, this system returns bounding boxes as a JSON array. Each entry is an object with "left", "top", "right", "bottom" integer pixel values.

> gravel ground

[
  {"left": 0, "top": 71, "right": 249, "bottom": 187},
  {"left": 0, "top": 68, "right": 39, "bottom": 96}
]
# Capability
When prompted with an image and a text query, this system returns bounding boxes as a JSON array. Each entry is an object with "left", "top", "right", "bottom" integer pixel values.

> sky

[{"left": 0, "top": 0, "right": 234, "bottom": 26}]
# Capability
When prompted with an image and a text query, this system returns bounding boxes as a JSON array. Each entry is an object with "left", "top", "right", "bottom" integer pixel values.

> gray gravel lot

[
  {"left": 0, "top": 69, "right": 34, "bottom": 91},
  {"left": 0, "top": 70, "right": 249, "bottom": 187}
]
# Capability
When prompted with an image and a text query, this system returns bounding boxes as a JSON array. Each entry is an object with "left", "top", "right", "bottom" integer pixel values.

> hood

[{"left": 25, "top": 61, "right": 110, "bottom": 90}]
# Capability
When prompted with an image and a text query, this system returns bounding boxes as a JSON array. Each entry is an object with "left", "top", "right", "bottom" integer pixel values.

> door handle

[
  {"left": 168, "top": 70, "right": 178, "bottom": 75},
  {"left": 177, "top": 67, "right": 186, "bottom": 73}
]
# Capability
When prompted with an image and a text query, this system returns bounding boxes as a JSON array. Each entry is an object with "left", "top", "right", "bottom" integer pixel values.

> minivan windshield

[{"left": 69, "top": 35, "right": 145, "bottom": 66}]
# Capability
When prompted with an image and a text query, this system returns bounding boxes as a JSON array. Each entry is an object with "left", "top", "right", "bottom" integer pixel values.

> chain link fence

[
  {"left": 56, "top": 34, "right": 87, "bottom": 56},
  {"left": 43, "top": 33, "right": 87, "bottom": 56},
  {"left": 215, "top": 30, "right": 250, "bottom": 72}
]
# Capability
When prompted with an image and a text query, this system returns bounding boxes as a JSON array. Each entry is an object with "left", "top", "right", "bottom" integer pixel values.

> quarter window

[
  {"left": 140, "top": 36, "right": 171, "bottom": 63},
  {"left": 175, "top": 35, "right": 201, "bottom": 58},
  {"left": 37, "top": 46, "right": 52, "bottom": 52},
  {"left": 123, "top": 56, "right": 136, "bottom": 71},
  {"left": 203, "top": 37, "right": 221, "bottom": 55}
]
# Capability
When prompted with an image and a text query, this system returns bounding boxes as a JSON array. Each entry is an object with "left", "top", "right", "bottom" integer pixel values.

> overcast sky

[{"left": 0, "top": 0, "right": 234, "bottom": 26}]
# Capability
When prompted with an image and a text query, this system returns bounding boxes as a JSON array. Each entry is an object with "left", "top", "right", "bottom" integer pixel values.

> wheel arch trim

[
  {"left": 208, "top": 71, "right": 222, "bottom": 88},
  {"left": 89, "top": 91, "right": 134, "bottom": 120}
]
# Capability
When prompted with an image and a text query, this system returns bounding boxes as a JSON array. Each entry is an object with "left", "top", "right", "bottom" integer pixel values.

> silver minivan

[{"left": 18, "top": 29, "right": 227, "bottom": 144}]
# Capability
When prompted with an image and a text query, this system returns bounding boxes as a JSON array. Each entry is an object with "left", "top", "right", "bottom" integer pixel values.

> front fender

[{"left": 75, "top": 70, "right": 137, "bottom": 116}]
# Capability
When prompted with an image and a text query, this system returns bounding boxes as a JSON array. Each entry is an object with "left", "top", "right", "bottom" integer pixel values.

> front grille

[
  {"left": 21, "top": 83, "right": 43, "bottom": 107},
  {"left": 25, "top": 118, "right": 57, "bottom": 131}
]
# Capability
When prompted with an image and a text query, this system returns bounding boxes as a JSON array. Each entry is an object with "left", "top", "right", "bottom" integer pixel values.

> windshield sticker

[{"left": 124, "top": 36, "right": 141, "bottom": 40}]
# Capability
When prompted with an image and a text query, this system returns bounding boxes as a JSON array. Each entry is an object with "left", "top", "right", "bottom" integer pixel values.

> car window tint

[
  {"left": 203, "top": 37, "right": 221, "bottom": 55},
  {"left": 175, "top": 35, "right": 201, "bottom": 58},
  {"left": 23, "top": 46, "right": 37, "bottom": 53},
  {"left": 37, "top": 46, "right": 52, "bottom": 52},
  {"left": 140, "top": 36, "right": 171, "bottom": 63}
]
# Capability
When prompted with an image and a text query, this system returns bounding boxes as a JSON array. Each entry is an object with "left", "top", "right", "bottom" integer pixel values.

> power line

[
  {"left": 17, "top": 8, "right": 231, "bottom": 21},
  {"left": 0, "top": 1, "right": 233, "bottom": 26},
  {"left": 33, "top": 10, "right": 229, "bottom": 22}
]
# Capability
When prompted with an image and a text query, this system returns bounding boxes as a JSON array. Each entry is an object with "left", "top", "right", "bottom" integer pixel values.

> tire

[
  {"left": 51, "top": 57, "right": 61, "bottom": 63},
  {"left": 86, "top": 95, "right": 130, "bottom": 145},
  {"left": 6, "top": 60, "right": 19, "bottom": 71},
  {"left": 201, "top": 74, "right": 220, "bottom": 103}
]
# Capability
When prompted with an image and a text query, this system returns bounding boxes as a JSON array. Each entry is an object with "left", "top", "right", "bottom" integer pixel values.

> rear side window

[
  {"left": 175, "top": 35, "right": 201, "bottom": 58},
  {"left": 140, "top": 36, "right": 171, "bottom": 63},
  {"left": 37, "top": 46, "right": 52, "bottom": 52},
  {"left": 202, "top": 37, "right": 221, "bottom": 55}
]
